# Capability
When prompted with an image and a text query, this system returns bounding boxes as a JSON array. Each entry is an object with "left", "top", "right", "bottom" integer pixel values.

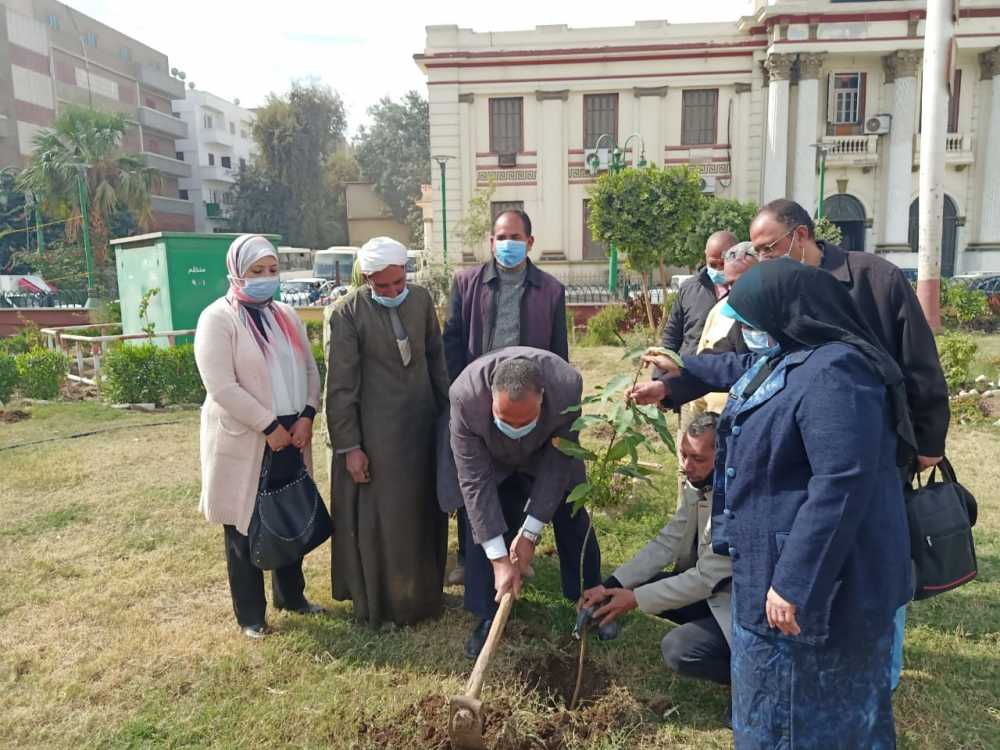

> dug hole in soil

[{"left": 355, "top": 653, "right": 645, "bottom": 750}]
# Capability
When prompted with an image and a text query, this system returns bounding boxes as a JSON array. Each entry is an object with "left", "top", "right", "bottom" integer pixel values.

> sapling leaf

[
  {"left": 571, "top": 414, "right": 606, "bottom": 432},
  {"left": 600, "top": 373, "right": 633, "bottom": 403},
  {"left": 554, "top": 438, "right": 598, "bottom": 461},
  {"left": 607, "top": 438, "right": 632, "bottom": 461},
  {"left": 561, "top": 404, "right": 582, "bottom": 414}
]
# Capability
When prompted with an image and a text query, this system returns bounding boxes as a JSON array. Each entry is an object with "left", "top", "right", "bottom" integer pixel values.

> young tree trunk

[
  {"left": 639, "top": 272, "right": 655, "bottom": 330},
  {"left": 657, "top": 259, "right": 672, "bottom": 338}
]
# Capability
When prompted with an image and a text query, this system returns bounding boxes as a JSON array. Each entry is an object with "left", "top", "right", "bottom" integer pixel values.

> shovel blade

[{"left": 448, "top": 694, "right": 486, "bottom": 750}]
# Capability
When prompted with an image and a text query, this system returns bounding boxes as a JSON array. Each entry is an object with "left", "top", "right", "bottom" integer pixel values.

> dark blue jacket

[{"left": 663, "top": 343, "right": 912, "bottom": 646}]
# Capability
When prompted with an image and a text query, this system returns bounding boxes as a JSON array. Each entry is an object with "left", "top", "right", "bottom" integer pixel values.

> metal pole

[
  {"left": 439, "top": 159, "right": 448, "bottom": 275},
  {"left": 76, "top": 170, "right": 98, "bottom": 308},
  {"left": 816, "top": 149, "right": 827, "bottom": 218},
  {"left": 916, "top": 0, "right": 953, "bottom": 330},
  {"left": 607, "top": 136, "right": 620, "bottom": 293},
  {"left": 33, "top": 193, "right": 44, "bottom": 254}
]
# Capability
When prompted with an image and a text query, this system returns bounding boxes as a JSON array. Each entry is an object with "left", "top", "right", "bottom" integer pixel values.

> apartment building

[
  {"left": 417, "top": 0, "right": 1000, "bottom": 278},
  {"left": 0, "top": 0, "right": 193, "bottom": 230},
  {"left": 172, "top": 89, "right": 257, "bottom": 233}
]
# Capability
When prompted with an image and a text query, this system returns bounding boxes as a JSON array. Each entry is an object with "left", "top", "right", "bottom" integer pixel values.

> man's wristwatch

[{"left": 520, "top": 528, "right": 541, "bottom": 545}]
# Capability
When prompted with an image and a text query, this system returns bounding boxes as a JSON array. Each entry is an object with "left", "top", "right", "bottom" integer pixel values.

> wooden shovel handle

[{"left": 465, "top": 591, "right": 514, "bottom": 699}]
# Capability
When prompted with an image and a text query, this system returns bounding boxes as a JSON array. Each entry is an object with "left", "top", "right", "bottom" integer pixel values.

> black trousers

[
  {"left": 222, "top": 427, "right": 309, "bottom": 628},
  {"left": 464, "top": 473, "right": 602, "bottom": 620},
  {"left": 648, "top": 572, "right": 731, "bottom": 685}
]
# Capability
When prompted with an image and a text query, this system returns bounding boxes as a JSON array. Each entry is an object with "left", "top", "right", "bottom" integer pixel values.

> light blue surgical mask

[
  {"left": 371, "top": 285, "right": 410, "bottom": 308},
  {"left": 742, "top": 327, "right": 779, "bottom": 356},
  {"left": 494, "top": 239, "right": 528, "bottom": 269},
  {"left": 494, "top": 415, "right": 538, "bottom": 440},
  {"left": 706, "top": 266, "right": 727, "bottom": 286},
  {"left": 243, "top": 277, "right": 279, "bottom": 302}
]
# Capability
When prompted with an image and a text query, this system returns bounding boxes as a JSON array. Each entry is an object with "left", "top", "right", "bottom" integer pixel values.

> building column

[
  {"left": 762, "top": 53, "right": 796, "bottom": 203},
  {"left": 535, "top": 89, "right": 568, "bottom": 259},
  {"left": 792, "top": 53, "right": 825, "bottom": 213},
  {"left": 879, "top": 50, "right": 921, "bottom": 251},
  {"left": 975, "top": 48, "right": 1000, "bottom": 249}
]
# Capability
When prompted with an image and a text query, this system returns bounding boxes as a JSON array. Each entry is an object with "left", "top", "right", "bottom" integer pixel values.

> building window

[
  {"left": 832, "top": 73, "right": 862, "bottom": 124},
  {"left": 681, "top": 89, "right": 719, "bottom": 146},
  {"left": 208, "top": 153, "right": 215, "bottom": 166},
  {"left": 220, "top": 156, "right": 232, "bottom": 169},
  {"left": 178, "top": 189, "right": 189, "bottom": 200},
  {"left": 47, "top": 15, "right": 60, "bottom": 30},
  {"left": 583, "top": 94, "right": 619, "bottom": 149},
  {"left": 948, "top": 69, "right": 962, "bottom": 133},
  {"left": 240, "top": 129, "right": 248, "bottom": 139},
  {"left": 239, "top": 157, "right": 247, "bottom": 170},
  {"left": 490, "top": 200, "right": 525, "bottom": 227},
  {"left": 582, "top": 200, "right": 607, "bottom": 261},
  {"left": 175, "top": 151, "right": 184, "bottom": 161},
  {"left": 229, "top": 122, "right": 236, "bottom": 135},
  {"left": 119, "top": 47, "right": 131, "bottom": 62},
  {"left": 82, "top": 32, "right": 97, "bottom": 48},
  {"left": 203, "top": 114, "right": 214, "bottom": 129},
  {"left": 145, "top": 97, "right": 158, "bottom": 111},
  {"left": 489, "top": 98, "right": 523, "bottom": 155},
  {"left": 223, "top": 191, "right": 233, "bottom": 205}
]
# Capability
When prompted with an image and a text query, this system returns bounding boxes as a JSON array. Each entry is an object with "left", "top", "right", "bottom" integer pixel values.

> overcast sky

[{"left": 69, "top": 0, "right": 753, "bottom": 134}]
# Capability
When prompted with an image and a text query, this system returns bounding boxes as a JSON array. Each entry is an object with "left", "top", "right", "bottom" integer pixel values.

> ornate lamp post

[{"left": 432, "top": 154, "right": 455, "bottom": 275}]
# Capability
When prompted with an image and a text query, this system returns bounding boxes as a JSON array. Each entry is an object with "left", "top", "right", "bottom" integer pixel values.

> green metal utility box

[{"left": 111, "top": 232, "right": 281, "bottom": 345}]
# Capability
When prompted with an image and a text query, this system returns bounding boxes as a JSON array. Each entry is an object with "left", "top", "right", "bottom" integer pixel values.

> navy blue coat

[{"left": 663, "top": 343, "right": 912, "bottom": 646}]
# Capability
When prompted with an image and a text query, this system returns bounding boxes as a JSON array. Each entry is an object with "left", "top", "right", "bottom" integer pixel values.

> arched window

[
  {"left": 908, "top": 196, "right": 958, "bottom": 277},
  {"left": 825, "top": 194, "right": 866, "bottom": 252}
]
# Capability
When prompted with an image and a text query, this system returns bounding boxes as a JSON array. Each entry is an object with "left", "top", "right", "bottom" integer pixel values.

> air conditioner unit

[
  {"left": 699, "top": 175, "right": 717, "bottom": 194},
  {"left": 584, "top": 147, "right": 611, "bottom": 175},
  {"left": 498, "top": 152, "right": 517, "bottom": 167},
  {"left": 865, "top": 114, "right": 892, "bottom": 135}
]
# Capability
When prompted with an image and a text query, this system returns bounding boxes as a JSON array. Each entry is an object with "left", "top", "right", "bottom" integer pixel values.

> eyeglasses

[{"left": 754, "top": 225, "right": 801, "bottom": 259}]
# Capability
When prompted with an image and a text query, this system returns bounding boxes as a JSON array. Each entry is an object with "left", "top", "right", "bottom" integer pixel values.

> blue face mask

[
  {"left": 243, "top": 277, "right": 279, "bottom": 302},
  {"left": 742, "top": 327, "right": 779, "bottom": 356},
  {"left": 706, "top": 266, "right": 727, "bottom": 286},
  {"left": 371, "top": 285, "right": 410, "bottom": 308},
  {"left": 494, "top": 415, "right": 538, "bottom": 440},
  {"left": 494, "top": 239, "right": 528, "bottom": 269}
]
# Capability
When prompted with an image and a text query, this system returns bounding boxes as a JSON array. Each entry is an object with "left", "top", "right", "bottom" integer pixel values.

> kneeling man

[
  {"left": 580, "top": 412, "right": 732, "bottom": 684},
  {"left": 442, "top": 347, "right": 602, "bottom": 658}
]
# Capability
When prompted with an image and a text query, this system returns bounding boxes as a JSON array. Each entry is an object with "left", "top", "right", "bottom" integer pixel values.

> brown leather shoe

[{"left": 446, "top": 565, "right": 465, "bottom": 586}]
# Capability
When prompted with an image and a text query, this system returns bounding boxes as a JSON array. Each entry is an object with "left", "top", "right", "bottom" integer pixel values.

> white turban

[{"left": 359, "top": 236, "right": 408, "bottom": 274}]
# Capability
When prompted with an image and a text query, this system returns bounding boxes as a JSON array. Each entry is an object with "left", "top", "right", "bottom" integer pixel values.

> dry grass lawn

[{"left": 0, "top": 348, "right": 998, "bottom": 749}]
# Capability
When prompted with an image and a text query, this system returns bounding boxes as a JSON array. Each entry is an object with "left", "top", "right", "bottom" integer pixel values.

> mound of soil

[
  {"left": 516, "top": 653, "right": 609, "bottom": 708},
  {"left": 0, "top": 409, "right": 30, "bottom": 423}
]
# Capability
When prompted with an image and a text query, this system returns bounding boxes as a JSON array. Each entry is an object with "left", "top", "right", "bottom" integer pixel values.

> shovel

[{"left": 448, "top": 591, "right": 515, "bottom": 750}]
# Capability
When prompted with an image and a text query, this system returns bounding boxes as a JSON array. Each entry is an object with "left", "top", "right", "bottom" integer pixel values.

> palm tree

[{"left": 17, "top": 105, "right": 159, "bottom": 264}]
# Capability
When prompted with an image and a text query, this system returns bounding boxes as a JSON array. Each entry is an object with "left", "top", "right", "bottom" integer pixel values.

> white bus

[{"left": 313, "top": 246, "right": 359, "bottom": 285}]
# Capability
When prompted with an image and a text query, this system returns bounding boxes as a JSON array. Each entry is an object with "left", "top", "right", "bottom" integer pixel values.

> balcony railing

[
  {"left": 202, "top": 127, "right": 232, "bottom": 147},
  {"left": 143, "top": 152, "right": 192, "bottom": 178},
  {"left": 135, "top": 64, "right": 185, "bottom": 99},
  {"left": 151, "top": 195, "right": 194, "bottom": 216},
  {"left": 821, "top": 135, "right": 879, "bottom": 167},
  {"left": 138, "top": 106, "right": 187, "bottom": 139},
  {"left": 199, "top": 165, "right": 235, "bottom": 183},
  {"left": 913, "top": 132, "right": 974, "bottom": 167}
]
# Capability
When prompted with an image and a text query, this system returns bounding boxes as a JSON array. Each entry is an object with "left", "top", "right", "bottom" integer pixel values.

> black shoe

[
  {"left": 464, "top": 618, "right": 492, "bottom": 660},
  {"left": 241, "top": 624, "right": 268, "bottom": 640},
  {"left": 280, "top": 600, "right": 326, "bottom": 615}
]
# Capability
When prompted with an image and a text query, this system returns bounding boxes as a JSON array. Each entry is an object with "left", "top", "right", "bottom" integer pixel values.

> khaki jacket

[
  {"left": 694, "top": 299, "right": 735, "bottom": 415},
  {"left": 194, "top": 298, "right": 320, "bottom": 534},
  {"left": 612, "top": 481, "right": 733, "bottom": 646}
]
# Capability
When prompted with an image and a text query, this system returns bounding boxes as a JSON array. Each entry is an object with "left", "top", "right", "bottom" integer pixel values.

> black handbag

[
  {"left": 905, "top": 457, "right": 978, "bottom": 600},
  {"left": 248, "top": 449, "right": 332, "bottom": 570}
]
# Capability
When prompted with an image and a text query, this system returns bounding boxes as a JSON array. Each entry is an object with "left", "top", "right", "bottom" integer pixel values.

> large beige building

[
  {"left": 417, "top": 0, "right": 1000, "bottom": 279},
  {"left": 0, "top": 0, "right": 193, "bottom": 231}
]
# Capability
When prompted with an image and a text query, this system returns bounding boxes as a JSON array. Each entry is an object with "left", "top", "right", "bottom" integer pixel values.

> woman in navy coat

[{"left": 630, "top": 259, "right": 916, "bottom": 749}]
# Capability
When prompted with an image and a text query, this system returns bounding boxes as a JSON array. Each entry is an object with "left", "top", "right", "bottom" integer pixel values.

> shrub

[
  {"left": 0, "top": 353, "right": 17, "bottom": 402},
  {"left": 311, "top": 341, "right": 326, "bottom": 385},
  {"left": 0, "top": 323, "right": 44, "bottom": 356},
  {"left": 306, "top": 320, "right": 324, "bottom": 345},
  {"left": 101, "top": 343, "right": 167, "bottom": 405},
  {"left": 14, "top": 347, "right": 68, "bottom": 400},
  {"left": 940, "top": 281, "right": 991, "bottom": 328},
  {"left": 814, "top": 216, "right": 843, "bottom": 245},
  {"left": 684, "top": 198, "right": 757, "bottom": 262},
  {"left": 936, "top": 332, "right": 978, "bottom": 393},
  {"left": 621, "top": 290, "right": 674, "bottom": 333},
  {"left": 161, "top": 344, "right": 205, "bottom": 405},
  {"left": 582, "top": 305, "right": 627, "bottom": 346}
]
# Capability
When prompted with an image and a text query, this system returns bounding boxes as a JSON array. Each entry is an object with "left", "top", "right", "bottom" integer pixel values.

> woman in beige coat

[{"left": 194, "top": 234, "right": 322, "bottom": 638}]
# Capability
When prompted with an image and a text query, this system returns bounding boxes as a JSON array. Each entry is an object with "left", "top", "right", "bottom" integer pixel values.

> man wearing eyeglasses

[{"left": 749, "top": 199, "right": 950, "bottom": 693}]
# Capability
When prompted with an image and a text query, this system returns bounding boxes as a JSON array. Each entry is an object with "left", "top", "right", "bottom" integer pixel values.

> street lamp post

[
  {"left": 432, "top": 154, "right": 454, "bottom": 275},
  {"left": 73, "top": 165, "right": 99, "bottom": 309},
  {"left": 812, "top": 143, "right": 831, "bottom": 218},
  {"left": 586, "top": 132, "right": 646, "bottom": 292}
]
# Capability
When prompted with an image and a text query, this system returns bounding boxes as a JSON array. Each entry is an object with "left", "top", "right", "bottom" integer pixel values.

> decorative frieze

[{"left": 477, "top": 168, "right": 537, "bottom": 185}]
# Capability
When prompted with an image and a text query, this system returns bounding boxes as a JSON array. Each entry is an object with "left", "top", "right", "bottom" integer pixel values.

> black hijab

[{"left": 727, "top": 257, "right": 917, "bottom": 465}]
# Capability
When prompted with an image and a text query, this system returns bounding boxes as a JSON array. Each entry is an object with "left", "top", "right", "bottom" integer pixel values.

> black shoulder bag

[
  {"left": 905, "top": 457, "right": 978, "bottom": 600},
  {"left": 248, "top": 449, "right": 332, "bottom": 570}
]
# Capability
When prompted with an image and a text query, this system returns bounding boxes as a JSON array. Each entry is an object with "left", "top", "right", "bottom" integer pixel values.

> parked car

[{"left": 280, "top": 278, "right": 325, "bottom": 306}]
